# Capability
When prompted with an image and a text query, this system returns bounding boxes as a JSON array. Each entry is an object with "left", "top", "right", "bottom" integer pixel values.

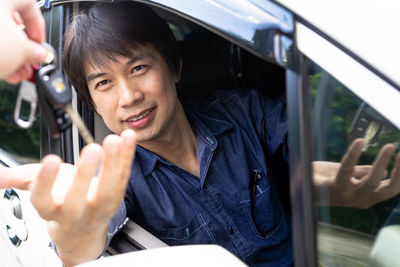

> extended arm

[
  {"left": 0, "top": 130, "right": 136, "bottom": 267},
  {"left": 313, "top": 138, "right": 400, "bottom": 209}
]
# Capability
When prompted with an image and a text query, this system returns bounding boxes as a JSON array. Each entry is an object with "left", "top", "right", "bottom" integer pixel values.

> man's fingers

[
  {"left": 352, "top": 165, "right": 373, "bottom": 179},
  {"left": 91, "top": 134, "right": 123, "bottom": 203},
  {"left": 93, "top": 131, "right": 136, "bottom": 207},
  {"left": 336, "top": 138, "right": 364, "bottom": 184},
  {"left": 389, "top": 153, "right": 400, "bottom": 183},
  {"left": 63, "top": 144, "right": 103, "bottom": 215},
  {"left": 361, "top": 144, "right": 395, "bottom": 190},
  {"left": 0, "top": 164, "right": 41, "bottom": 190},
  {"left": 30, "top": 155, "right": 60, "bottom": 220},
  {"left": 120, "top": 130, "right": 136, "bottom": 184},
  {"left": 377, "top": 153, "right": 400, "bottom": 199}
]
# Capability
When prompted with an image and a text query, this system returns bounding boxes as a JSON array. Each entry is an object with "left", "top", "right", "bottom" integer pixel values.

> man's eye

[
  {"left": 95, "top": 80, "right": 109, "bottom": 88},
  {"left": 131, "top": 65, "right": 147, "bottom": 75}
]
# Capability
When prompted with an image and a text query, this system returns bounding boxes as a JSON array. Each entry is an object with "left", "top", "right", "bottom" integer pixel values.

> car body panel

[
  {"left": 296, "top": 22, "right": 400, "bottom": 129},
  {"left": 41, "top": 0, "right": 294, "bottom": 67},
  {"left": 0, "top": 152, "right": 62, "bottom": 267},
  {"left": 277, "top": 0, "right": 400, "bottom": 88}
]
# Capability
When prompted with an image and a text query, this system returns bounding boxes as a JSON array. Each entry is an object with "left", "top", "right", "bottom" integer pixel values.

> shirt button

[{"left": 229, "top": 227, "right": 234, "bottom": 235}]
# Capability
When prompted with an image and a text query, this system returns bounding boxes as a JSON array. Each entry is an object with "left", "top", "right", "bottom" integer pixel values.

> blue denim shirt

[{"left": 108, "top": 89, "right": 293, "bottom": 266}]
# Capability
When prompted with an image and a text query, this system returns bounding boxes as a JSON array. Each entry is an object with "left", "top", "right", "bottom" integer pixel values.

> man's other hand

[{"left": 314, "top": 138, "right": 400, "bottom": 209}]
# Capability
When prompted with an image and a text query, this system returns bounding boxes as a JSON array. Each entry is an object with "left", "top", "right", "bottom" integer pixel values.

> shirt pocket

[
  {"left": 237, "top": 170, "right": 284, "bottom": 239},
  {"left": 155, "top": 213, "right": 216, "bottom": 246}
]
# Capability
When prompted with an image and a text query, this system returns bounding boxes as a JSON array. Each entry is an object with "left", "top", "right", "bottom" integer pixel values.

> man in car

[
  {"left": 58, "top": 3, "right": 293, "bottom": 266},
  {"left": 2, "top": 2, "right": 400, "bottom": 267}
]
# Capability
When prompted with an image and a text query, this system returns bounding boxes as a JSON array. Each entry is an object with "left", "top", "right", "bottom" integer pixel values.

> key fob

[
  {"left": 14, "top": 80, "right": 38, "bottom": 129},
  {"left": 36, "top": 64, "right": 72, "bottom": 138},
  {"left": 349, "top": 103, "right": 384, "bottom": 145}
]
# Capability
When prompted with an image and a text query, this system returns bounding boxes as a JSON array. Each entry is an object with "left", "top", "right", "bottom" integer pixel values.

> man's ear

[{"left": 174, "top": 58, "right": 182, "bottom": 83}]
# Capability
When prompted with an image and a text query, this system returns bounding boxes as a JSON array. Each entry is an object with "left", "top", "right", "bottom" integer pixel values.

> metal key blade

[
  {"left": 362, "top": 121, "right": 380, "bottom": 151},
  {"left": 64, "top": 104, "right": 94, "bottom": 144}
]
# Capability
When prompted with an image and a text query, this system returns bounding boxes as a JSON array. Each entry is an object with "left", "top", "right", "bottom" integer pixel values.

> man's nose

[{"left": 118, "top": 81, "right": 143, "bottom": 107}]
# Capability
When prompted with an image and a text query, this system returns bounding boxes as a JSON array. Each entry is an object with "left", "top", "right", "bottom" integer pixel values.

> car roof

[
  {"left": 275, "top": 0, "right": 400, "bottom": 87},
  {"left": 41, "top": 0, "right": 400, "bottom": 87}
]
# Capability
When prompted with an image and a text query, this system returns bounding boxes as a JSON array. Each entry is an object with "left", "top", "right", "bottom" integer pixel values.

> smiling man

[{"left": 83, "top": 47, "right": 197, "bottom": 175}]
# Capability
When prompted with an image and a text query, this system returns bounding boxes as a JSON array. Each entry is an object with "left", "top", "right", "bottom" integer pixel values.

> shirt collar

[
  {"left": 136, "top": 145, "right": 161, "bottom": 176},
  {"left": 188, "top": 111, "right": 234, "bottom": 137},
  {"left": 136, "top": 111, "right": 234, "bottom": 176}
]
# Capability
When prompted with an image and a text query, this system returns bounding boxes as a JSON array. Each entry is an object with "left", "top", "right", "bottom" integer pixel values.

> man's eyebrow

[
  {"left": 126, "top": 53, "right": 147, "bottom": 66},
  {"left": 86, "top": 53, "right": 148, "bottom": 82},
  {"left": 87, "top": 72, "right": 106, "bottom": 83}
]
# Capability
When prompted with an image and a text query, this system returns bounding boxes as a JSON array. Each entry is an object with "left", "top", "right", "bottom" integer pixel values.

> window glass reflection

[{"left": 309, "top": 62, "right": 400, "bottom": 266}]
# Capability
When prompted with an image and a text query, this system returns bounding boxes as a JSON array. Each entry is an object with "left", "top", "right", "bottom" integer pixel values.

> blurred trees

[{"left": 0, "top": 81, "right": 40, "bottom": 163}]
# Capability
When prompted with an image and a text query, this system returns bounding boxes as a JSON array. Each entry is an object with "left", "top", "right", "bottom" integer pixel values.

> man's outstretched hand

[
  {"left": 0, "top": 129, "right": 136, "bottom": 267},
  {"left": 314, "top": 138, "right": 400, "bottom": 209}
]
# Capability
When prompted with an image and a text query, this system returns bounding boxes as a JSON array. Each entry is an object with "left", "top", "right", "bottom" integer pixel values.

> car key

[
  {"left": 13, "top": 70, "right": 38, "bottom": 129},
  {"left": 13, "top": 42, "right": 94, "bottom": 144},
  {"left": 35, "top": 64, "right": 94, "bottom": 144},
  {"left": 349, "top": 103, "right": 383, "bottom": 151},
  {"left": 362, "top": 121, "right": 381, "bottom": 151}
]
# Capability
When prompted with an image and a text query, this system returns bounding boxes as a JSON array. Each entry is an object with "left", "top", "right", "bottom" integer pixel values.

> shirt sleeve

[
  {"left": 247, "top": 89, "right": 288, "bottom": 162},
  {"left": 104, "top": 201, "right": 129, "bottom": 253}
]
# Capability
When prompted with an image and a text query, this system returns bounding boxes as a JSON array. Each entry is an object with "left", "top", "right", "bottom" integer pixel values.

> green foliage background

[{"left": 0, "top": 81, "right": 40, "bottom": 163}]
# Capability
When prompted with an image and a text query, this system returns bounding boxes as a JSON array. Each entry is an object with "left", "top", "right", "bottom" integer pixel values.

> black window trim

[{"left": 286, "top": 54, "right": 317, "bottom": 267}]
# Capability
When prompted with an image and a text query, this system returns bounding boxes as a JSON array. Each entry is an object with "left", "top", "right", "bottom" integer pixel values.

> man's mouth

[
  {"left": 124, "top": 107, "right": 156, "bottom": 128},
  {"left": 127, "top": 108, "right": 154, "bottom": 122}
]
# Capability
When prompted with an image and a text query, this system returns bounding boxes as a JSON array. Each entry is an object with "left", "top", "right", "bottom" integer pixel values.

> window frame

[{"left": 294, "top": 19, "right": 400, "bottom": 267}]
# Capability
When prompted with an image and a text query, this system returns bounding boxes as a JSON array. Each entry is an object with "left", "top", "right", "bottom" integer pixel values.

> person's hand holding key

[
  {"left": 14, "top": 43, "right": 94, "bottom": 144},
  {"left": 0, "top": 0, "right": 48, "bottom": 83}
]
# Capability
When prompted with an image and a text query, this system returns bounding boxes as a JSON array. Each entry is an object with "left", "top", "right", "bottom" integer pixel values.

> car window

[
  {"left": 308, "top": 61, "right": 400, "bottom": 266},
  {"left": 0, "top": 81, "right": 40, "bottom": 164}
]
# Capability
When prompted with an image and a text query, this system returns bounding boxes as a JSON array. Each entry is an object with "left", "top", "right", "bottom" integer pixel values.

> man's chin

[{"left": 133, "top": 132, "right": 155, "bottom": 144}]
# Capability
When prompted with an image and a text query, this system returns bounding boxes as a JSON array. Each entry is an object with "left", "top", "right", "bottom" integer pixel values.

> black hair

[{"left": 62, "top": 2, "right": 180, "bottom": 109}]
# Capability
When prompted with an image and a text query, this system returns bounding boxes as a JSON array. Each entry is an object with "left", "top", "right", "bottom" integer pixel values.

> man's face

[{"left": 84, "top": 45, "right": 181, "bottom": 143}]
